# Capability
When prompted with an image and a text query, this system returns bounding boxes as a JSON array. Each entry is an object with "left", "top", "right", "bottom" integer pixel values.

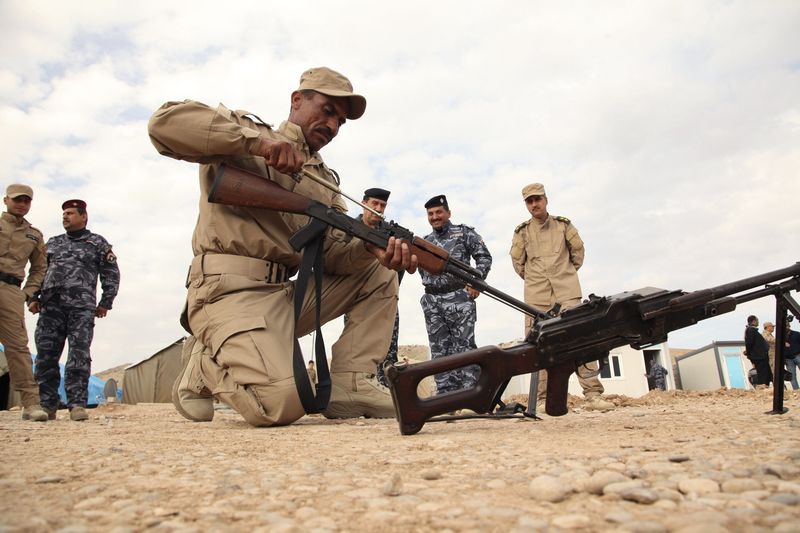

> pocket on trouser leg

[
  {"left": 206, "top": 317, "right": 304, "bottom": 427},
  {"left": 212, "top": 371, "right": 302, "bottom": 427}
]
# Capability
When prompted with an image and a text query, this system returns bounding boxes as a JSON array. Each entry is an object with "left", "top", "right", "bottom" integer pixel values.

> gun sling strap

[{"left": 289, "top": 218, "right": 332, "bottom": 413}]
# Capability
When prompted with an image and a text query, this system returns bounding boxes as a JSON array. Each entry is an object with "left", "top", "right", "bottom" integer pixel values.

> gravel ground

[{"left": 2, "top": 388, "right": 800, "bottom": 533}]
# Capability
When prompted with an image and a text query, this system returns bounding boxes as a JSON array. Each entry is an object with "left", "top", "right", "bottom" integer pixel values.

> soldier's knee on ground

[{"left": 213, "top": 369, "right": 304, "bottom": 427}]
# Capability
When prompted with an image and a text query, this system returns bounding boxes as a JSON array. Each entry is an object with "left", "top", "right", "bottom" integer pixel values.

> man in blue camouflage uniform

[
  {"left": 31, "top": 199, "right": 120, "bottom": 421},
  {"left": 354, "top": 187, "right": 403, "bottom": 387},
  {"left": 420, "top": 195, "right": 492, "bottom": 394},
  {"left": 646, "top": 360, "right": 669, "bottom": 391}
]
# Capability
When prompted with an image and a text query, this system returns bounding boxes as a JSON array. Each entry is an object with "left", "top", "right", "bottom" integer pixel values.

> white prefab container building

[{"left": 675, "top": 341, "right": 751, "bottom": 391}]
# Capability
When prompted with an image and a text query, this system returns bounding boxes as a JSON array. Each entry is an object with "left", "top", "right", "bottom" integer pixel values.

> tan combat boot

[
  {"left": 172, "top": 336, "right": 214, "bottom": 422},
  {"left": 69, "top": 406, "right": 89, "bottom": 421},
  {"left": 583, "top": 395, "right": 615, "bottom": 412},
  {"left": 323, "top": 372, "right": 396, "bottom": 419},
  {"left": 21, "top": 404, "right": 49, "bottom": 422}
]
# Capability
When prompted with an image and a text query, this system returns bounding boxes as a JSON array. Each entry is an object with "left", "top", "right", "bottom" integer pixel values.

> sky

[{"left": 1, "top": 1, "right": 799, "bottom": 375}]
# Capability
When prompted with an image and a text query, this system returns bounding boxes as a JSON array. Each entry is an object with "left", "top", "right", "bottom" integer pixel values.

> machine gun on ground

[{"left": 385, "top": 264, "right": 800, "bottom": 434}]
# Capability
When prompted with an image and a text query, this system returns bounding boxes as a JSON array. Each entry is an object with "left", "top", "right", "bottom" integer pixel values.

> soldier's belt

[
  {"left": 0, "top": 272, "right": 22, "bottom": 287},
  {"left": 424, "top": 282, "right": 464, "bottom": 295},
  {"left": 193, "top": 254, "right": 291, "bottom": 284}
]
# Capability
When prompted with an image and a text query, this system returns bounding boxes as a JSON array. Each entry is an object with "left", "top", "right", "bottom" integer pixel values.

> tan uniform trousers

[
  {"left": 187, "top": 254, "right": 397, "bottom": 427},
  {"left": 0, "top": 283, "right": 40, "bottom": 407},
  {"left": 525, "top": 297, "right": 605, "bottom": 401}
]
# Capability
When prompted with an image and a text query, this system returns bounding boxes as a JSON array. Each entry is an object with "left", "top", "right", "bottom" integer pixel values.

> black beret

[
  {"left": 62, "top": 199, "right": 87, "bottom": 210},
  {"left": 424, "top": 194, "right": 448, "bottom": 210},
  {"left": 363, "top": 187, "right": 390, "bottom": 202}
]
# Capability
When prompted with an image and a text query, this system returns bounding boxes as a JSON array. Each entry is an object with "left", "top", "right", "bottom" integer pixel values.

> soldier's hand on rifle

[
  {"left": 252, "top": 137, "right": 304, "bottom": 175},
  {"left": 367, "top": 236, "right": 418, "bottom": 274},
  {"left": 465, "top": 285, "right": 480, "bottom": 299},
  {"left": 96, "top": 306, "right": 109, "bottom": 318}
]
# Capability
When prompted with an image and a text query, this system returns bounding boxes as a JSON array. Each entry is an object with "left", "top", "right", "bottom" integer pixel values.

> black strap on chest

[
  {"left": 0, "top": 272, "right": 22, "bottom": 287},
  {"left": 287, "top": 219, "right": 331, "bottom": 413}
]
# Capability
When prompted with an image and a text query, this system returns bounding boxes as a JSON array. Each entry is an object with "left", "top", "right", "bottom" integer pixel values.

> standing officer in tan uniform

[
  {"left": 0, "top": 184, "right": 49, "bottom": 421},
  {"left": 762, "top": 321, "right": 776, "bottom": 377},
  {"left": 510, "top": 183, "right": 613, "bottom": 411},
  {"left": 148, "top": 67, "right": 416, "bottom": 427}
]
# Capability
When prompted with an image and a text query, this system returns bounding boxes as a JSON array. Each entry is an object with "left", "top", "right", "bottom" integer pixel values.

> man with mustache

[
  {"left": 148, "top": 67, "right": 416, "bottom": 427},
  {"left": 32, "top": 199, "right": 120, "bottom": 421},
  {"left": 511, "top": 183, "right": 613, "bottom": 412},
  {"left": 420, "top": 195, "right": 492, "bottom": 394}
]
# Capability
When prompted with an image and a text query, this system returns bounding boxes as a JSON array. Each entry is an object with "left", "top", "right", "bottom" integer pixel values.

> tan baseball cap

[
  {"left": 764, "top": 322, "right": 774, "bottom": 328},
  {"left": 297, "top": 67, "right": 367, "bottom": 120},
  {"left": 522, "top": 183, "right": 546, "bottom": 200},
  {"left": 6, "top": 184, "right": 33, "bottom": 199}
]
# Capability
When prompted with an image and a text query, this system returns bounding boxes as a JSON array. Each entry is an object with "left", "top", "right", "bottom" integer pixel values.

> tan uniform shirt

[
  {"left": 763, "top": 330, "right": 775, "bottom": 360},
  {"left": 0, "top": 211, "right": 47, "bottom": 301},
  {"left": 147, "top": 100, "right": 376, "bottom": 273},
  {"left": 510, "top": 215, "right": 584, "bottom": 306}
]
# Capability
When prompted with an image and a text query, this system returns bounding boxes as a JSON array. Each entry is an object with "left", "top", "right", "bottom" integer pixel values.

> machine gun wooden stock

[
  {"left": 207, "top": 164, "right": 550, "bottom": 321},
  {"left": 385, "top": 264, "right": 800, "bottom": 434}
]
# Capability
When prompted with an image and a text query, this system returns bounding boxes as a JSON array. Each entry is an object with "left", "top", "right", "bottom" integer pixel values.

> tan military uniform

[
  {"left": 510, "top": 214, "right": 603, "bottom": 399},
  {"left": 763, "top": 329, "right": 776, "bottom": 376},
  {"left": 148, "top": 100, "right": 397, "bottom": 426},
  {"left": 0, "top": 211, "right": 47, "bottom": 407}
]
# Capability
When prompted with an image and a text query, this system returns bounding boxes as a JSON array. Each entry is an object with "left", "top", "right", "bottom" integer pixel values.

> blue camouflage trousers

[
  {"left": 421, "top": 289, "right": 479, "bottom": 393},
  {"left": 375, "top": 309, "right": 400, "bottom": 387},
  {"left": 34, "top": 302, "right": 95, "bottom": 409}
]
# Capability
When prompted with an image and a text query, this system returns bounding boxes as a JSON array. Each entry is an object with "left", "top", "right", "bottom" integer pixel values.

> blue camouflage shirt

[
  {"left": 420, "top": 221, "right": 492, "bottom": 289},
  {"left": 40, "top": 229, "right": 120, "bottom": 310}
]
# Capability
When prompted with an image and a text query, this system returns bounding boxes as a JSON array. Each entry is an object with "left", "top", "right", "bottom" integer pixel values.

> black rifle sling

[{"left": 290, "top": 219, "right": 332, "bottom": 413}]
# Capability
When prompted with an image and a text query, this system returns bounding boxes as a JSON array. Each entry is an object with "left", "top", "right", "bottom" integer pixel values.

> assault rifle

[{"left": 207, "top": 164, "right": 550, "bottom": 322}]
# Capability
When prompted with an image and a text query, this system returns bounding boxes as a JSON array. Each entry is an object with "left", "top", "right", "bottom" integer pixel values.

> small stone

[
  {"left": 619, "top": 487, "right": 660, "bottom": 504},
  {"left": 583, "top": 470, "right": 628, "bottom": 495},
  {"left": 625, "top": 521, "right": 668, "bottom": 533},
  {"left": 668, "top": 454, "right": 690, "bottom": 463},
  {"left": 721, "top": 478, "right": 763, "bottom": 493},
  {"left": 604, "top": 510, "right": 634, "bottom": 523},
  {"left": 551, "top": 514, "right": 591, "bottom": 529},
  {"left": 603, "top": 480, "right": 645, "bottom": 496},
  {"left": 382, "top": 473, "right": 402, "bottom": 497},
  {"left": 420, "top": 469, "right": 442, "bottom": 480},
  {"left": 35, "top": 475, "right": 64, "bottom": 484},
  {"left": 767, "top": 493, "right": 800, "bottom": 506},
  {"left": 678, "top": 478, "right": 720, "bottom": 495},
  {"left": 528, "top": 475, "right": 571, "bottom": 503}
]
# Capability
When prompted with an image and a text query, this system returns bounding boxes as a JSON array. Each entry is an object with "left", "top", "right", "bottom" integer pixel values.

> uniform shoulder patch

[
  {"left": 105, "top": 246, "right": 117, "bottom": 264},
  {"left": 553, "top": 215, "right": 571, "bottom": 225},
  {"left": 514, "top": 220, "right": 530, "bottom": 233}
]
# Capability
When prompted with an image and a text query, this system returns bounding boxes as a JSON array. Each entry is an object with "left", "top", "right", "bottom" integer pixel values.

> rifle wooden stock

[
  {"left": 386, "top": 344, "right": 579, "bottom": 435},
  {"left": 408, "top": 237, "right": 452, "bottom": 275},
  {"left": 208, "top": 164, "right": 495, "bottom": 285},
  {"left": 208, "top": 165, "right": 312, "bottom": 214}
]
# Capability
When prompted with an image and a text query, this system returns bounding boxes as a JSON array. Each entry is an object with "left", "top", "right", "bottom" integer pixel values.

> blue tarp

[{"left": 0, "top": 344, "right": 122, "bottom": 406}]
